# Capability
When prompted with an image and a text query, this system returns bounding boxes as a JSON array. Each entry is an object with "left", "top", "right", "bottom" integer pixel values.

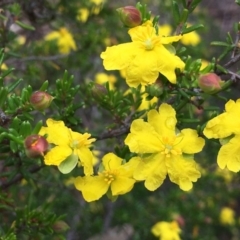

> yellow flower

[
  {"left": 45, "top": 27, "right": 77, "bottom": 54},
  {"left": 125, "top": 103, "right": 205, "bottom": 191},
  {"left": 151, "top": 221, "right": 181, "bottom": 240},
  {"left": 220, "top": 207, "right": 235, "bottom": 225},
  {"left": 94, "top": 72, "right": 117, "bottom": 90},
  {"left": 1, "top": 63, "right": 7, "bottom": 70},
  {"left": 158, "top": 23, "right": 201, "bottom": 46},
  {"left": 77, "top": 8, "right": 90, "bottom": 22},
  {"left": 74, "top": 153, "right": 140, "bottom": 202},
  {"left": 181, "top": 31, "right": 200, "bottom": 46},
  {"left": 159, "top": 24, "right": 172, "bottom": 36},
  {"left": 90, "top": 0, "right": 104, "bottom": 15},
  {"left": 39, "top": 119, "right": 95, "bottom": 175},
  {"left": 101, "top": 21, "right": 185, "bottom": 87},
  {"left": 204, "top": 99, "right": 240, "bottom": 172}
]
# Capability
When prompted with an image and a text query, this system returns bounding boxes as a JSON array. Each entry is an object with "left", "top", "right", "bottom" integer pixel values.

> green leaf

[
  {"left": 235, "top": 0, "right": 240, "bottom": 6},
  {"left": 58, "top": 154, "right": 78, "bottom": 174},
  {"left": 211, "top": 41, "right": 232, "bottom": 47},
  {"left": 15, "top": 20, "right": 35, "bottom": 31},
  {"left": 182, "top": 24, "right": 204, "bottom": 34},
  {"left": 172, "top": 1, "right": 180, "bottom": 24}
]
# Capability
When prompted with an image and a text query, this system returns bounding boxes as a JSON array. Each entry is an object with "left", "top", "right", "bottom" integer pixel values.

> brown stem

[{"left": 0, "top": 165, "right": 43, "bottom": 190}]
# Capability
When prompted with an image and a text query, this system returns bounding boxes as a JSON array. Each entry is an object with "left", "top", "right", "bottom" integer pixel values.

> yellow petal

[
  {"left": 44, "top": 145, "right": 72, "bottom": 166},
  {"left": 102, "top": 153, "right": 122, "bottom": 170},
  {"left": 40, "top": 119, "right": 71, "bottom": 146},
  {"left": 125, "top": 119, "right": 162, "bottom": 154},
  {"left": 125, "top": 49, "right": 162, "bottom": 87},
  {"left": 100, "top": 43, "right": 138, "bottom": 70},
  {"left": 155, "top": 45, "right": 185, "bottom": 84},
  {"left": 161, "top": 35, "right": 182, "bottom": 44},
  {"left": 147, "top": 103, "right": 177, "bottom": 137},
  {"left": 134, "top": 154, "right": 167, "bottom": 191},
  {"left": 76, "top": 147, "right": 94, "bottom": 176},
  {"left": 167, "top": 156, "right": 201, "bottom": 191},
  {"left": 74, "top": 176, "right": 109, "bottom": 202},
  {"left": 111, "top": 177, "right": 135, "bottom": 195},
  {"left": 217, "top": 135, "right": 240, "bottom": 172},
  {"left": 120, "top": 156, "right": 141, "bottom": 177},
  {"left": 177, "top": 129, "right": 205, "bottom": 153}
]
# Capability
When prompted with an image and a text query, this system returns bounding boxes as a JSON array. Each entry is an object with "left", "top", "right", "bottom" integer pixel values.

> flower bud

[
  {"left": 116, "top": 6, "right": 142, "bottom": 28},
  {"left": 52, "top": 220, "right": 70, "bottom": 233},
  {"left": 91, "top": 82, "right": 107, "bottom": 101},
  {"left": 145, "top": 79, "right": 164, "bottom": 97},
  {"left": 24, "top": 135, "right": 49, "bottom": 158},
  {"left": 30, "top": 91, "right": 53, "bottom": 111},
  {"left": 198, "top": 73, "right": 223, "bottom": 94}
]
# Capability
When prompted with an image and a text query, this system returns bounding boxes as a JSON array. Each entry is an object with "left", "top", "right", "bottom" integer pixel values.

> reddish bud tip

[
  {"left": 30, "top": 91, "right": 54, "bottom": 111},
  {"left": 24, "top": 135, "right": 49, "bottom": 158},
  {"left": 198, "top": 73, "right": 223, "bottom": 94},
  {"left": 116, "top": 6, "right": 142, "bottom": 28}
]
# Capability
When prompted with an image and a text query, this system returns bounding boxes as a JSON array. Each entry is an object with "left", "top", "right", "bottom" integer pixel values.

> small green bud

[
  {"left": 198, "top": 73, "right": 223, "bottom": 94},
  {"left": 146, "top": 79, "right": 164, "bottom": 97},
  {"left": 30, "top": 91, "right": 53, "bottom": 111},
  {"left": 24, "top": 134, "right": 49, "bottom": 158},
  {"left": 91, "top": 82, "right": 107, "bottom": 101},
  {"left": 116, "top": 6, "right": 142, "bottom": 28},
  {"left": 52, "top": 220, "right": 70, "bottom": 233}
]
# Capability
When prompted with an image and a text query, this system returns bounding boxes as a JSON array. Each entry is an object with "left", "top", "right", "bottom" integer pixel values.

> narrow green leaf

[
  {"left": 182, "top": 24, "right": 204, "bottom": 34},
  {"left": 15, "top": 20, "right": 35, "bottom": 31},
  {"left": 7, "top": 79, "right": 23, "bottom": 93},
  {"left": 172, "top": 1, "right": 180, "bottom": 24},
  {"left": 211, "top": 41, "right": 232, "bottom": 47}
]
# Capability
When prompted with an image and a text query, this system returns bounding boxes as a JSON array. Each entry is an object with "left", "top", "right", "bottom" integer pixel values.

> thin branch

[
  {"left": 95, "top": 124, "right": 130, "bottom": 141},
  {"left": 0, "top": 165, "right": 43, "bottom": 190},
  {"left": 224, "top": 54, "right": 240, "bottom": 68},
  {"left": 6, "top": 54, "right": 70, "bottom": 64}
]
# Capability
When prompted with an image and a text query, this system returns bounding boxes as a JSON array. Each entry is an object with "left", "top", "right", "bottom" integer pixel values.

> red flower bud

[
  {"left": 30, "top": 91, "right": 53, "bottom": 111},
  {"left": 198, "top": 73, "right": 223, "bottom": 94},
  {"left": 116, "top": 6, "right": 142, "bottom": 28},
  {"left": 24, "top": 135, "right": 49, "bottom": 158}
]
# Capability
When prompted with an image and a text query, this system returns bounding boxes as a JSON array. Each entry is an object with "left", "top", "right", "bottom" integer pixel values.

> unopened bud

[
  {"left": 116, "top": 6, "right": 142, "bottom": 28},
  {"left": 30, "top": 91, "right": 53, "bottom": 111},
  {"left": 145, "top": 79, "right": 164, "bottom": 97},
  {"left": 52, "top": 220, "right": 70, "bottom": 233},
  {"left": 24, "top": 135, "right": 49, "bottom": 158},
  {"left": 198, "top": 73, "right": 223, "bottom": 94},
  {"left": 91, "top": 82, "right": 107, "bottom": 100}
]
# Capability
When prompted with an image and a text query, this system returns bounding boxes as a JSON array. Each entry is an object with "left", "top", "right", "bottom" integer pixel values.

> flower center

[
  {"left": 160, "top": 137, "right": 182, "bottom": 158},
  {"left": 144, "top": 39, "right": 154, "bottom": 50},
  {"left": 100, "top": 170, "right": 118, "bottom": 184}
]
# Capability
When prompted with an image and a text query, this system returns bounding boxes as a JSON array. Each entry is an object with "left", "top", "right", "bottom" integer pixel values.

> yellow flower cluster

[{"left": 40, "top": 103, "right": 204, "bottom": 202}]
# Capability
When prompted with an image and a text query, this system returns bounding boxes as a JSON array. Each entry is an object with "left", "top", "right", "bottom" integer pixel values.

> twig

[
  {"left": 0, "top": 165, "right": 43, "bottom": 190},
  {"left": 224, "top": 54, "right": 240, "bottom": 68},
  {"left": 95, "top": 124, "right": 130, "bottom": 141},
  {"left": 6, "top": 54, "right": 70, "bottom": 64}
]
